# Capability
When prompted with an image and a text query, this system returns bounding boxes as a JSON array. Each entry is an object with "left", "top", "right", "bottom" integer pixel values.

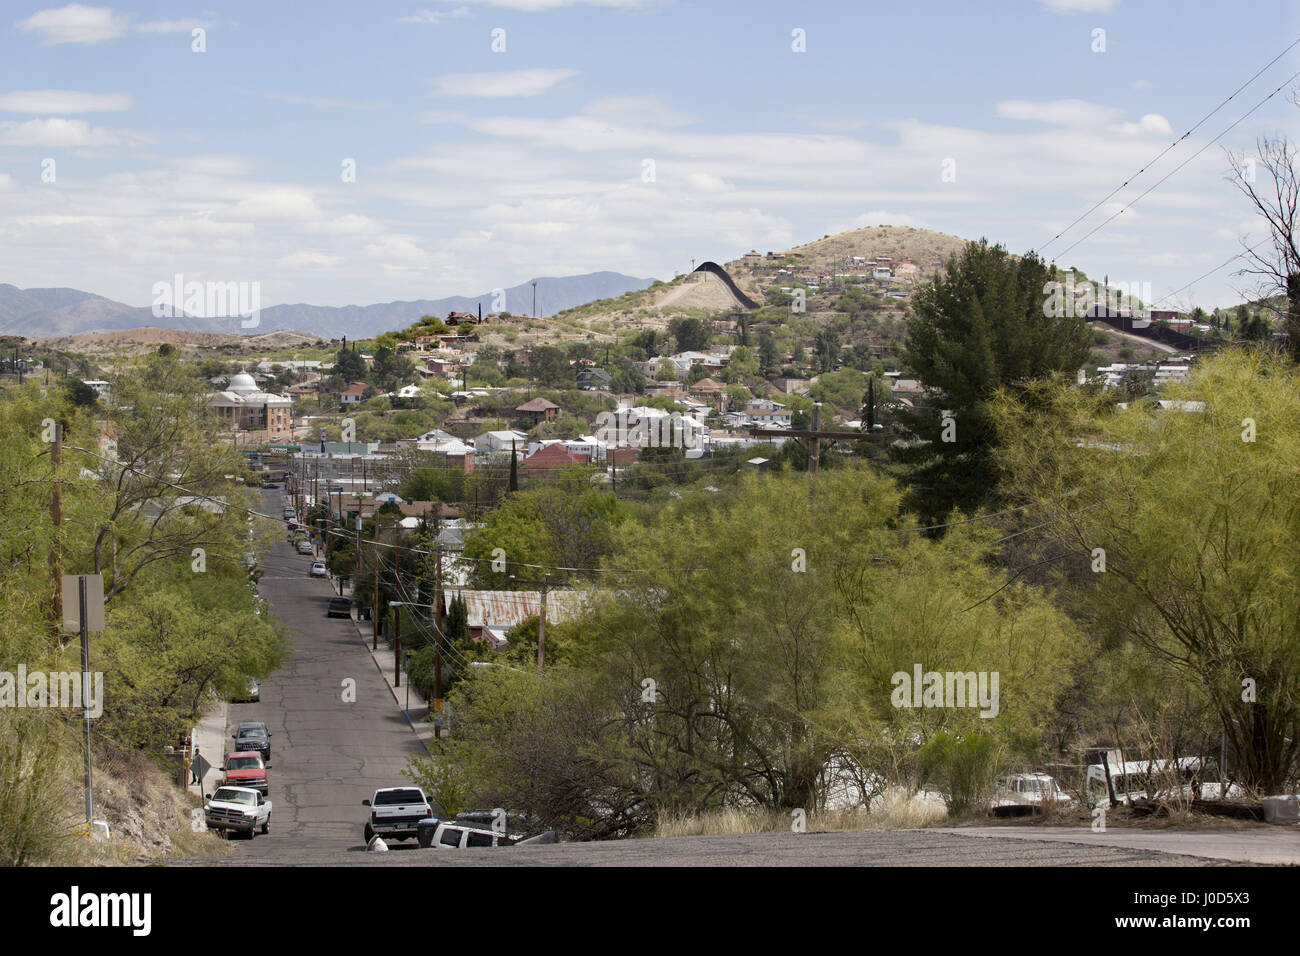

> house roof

[
  {"left": 523, "top": 443, "right": 588, "bottom": 470},
  {"left": 443, "top": 588, "right": 586, "bottom": 629},
  {"left": 516, "top": 397, "right": 561, "bottom": 412}
]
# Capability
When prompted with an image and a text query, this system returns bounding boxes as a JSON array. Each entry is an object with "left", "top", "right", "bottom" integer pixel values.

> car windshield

[
  {"left": 227, "top": 757, "right": 262, "bottom": 770},
  {"left": 375, "top": 789, "right": 425, "bottom": 805},
  {"left": 214, "top": 789, "right": 255, "bottom": 805},
  {"left": 238, "top": 729, "right": 267, "bottom": 740}
]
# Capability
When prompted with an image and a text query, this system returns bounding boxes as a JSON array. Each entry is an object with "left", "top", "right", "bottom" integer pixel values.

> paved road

[
  {"left": 175, "top": 827, "right": 1240, "bottom": 867},
  {"left": 218, "top": 489, "right": 426, "bottom": 861},
  {"left": 938, "top": 826, "right": 1299, "bottom": 866}
]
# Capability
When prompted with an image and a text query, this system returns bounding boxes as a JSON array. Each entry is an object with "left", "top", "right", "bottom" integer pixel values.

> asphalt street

[{"left": 218, "top": 488, "right": 426, "bottom": 861}]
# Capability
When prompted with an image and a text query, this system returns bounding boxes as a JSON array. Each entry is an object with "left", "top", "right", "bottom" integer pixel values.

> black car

[
  {"left": 232, "top": 722, "right": 272, "bottom": 763},
  {"left": 327, "top": 597, "right": 352, "bottom": 619}
]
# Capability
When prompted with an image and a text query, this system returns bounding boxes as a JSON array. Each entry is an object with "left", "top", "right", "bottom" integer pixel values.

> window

[
  {"left": 439, "top": 828, "right": 463, "bottom": 847},
  {"left": 466, "top": 831, "right": 493, "bottom": 848}
]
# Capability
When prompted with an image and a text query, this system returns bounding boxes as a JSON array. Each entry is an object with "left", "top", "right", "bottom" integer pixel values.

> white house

[{"left": 473, "top": 429, "right": 529, "bottom": 454}]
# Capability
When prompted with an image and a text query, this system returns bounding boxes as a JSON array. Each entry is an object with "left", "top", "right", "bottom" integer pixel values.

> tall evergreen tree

[{"left": 894, "top": 239, "right": 1091, "bottom": 523}]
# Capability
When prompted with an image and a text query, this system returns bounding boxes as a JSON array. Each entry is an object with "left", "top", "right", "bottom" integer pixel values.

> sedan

[
  {"left": 296, "top": 540, "right": 314, "bottom": 555},
  {"left": 310, "top": 561, "right": 327, "bottom": 578}
]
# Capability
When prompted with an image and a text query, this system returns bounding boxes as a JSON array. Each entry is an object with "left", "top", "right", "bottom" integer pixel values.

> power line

[
  {"left": 1040, "top": 37, "right": 1300, "bottom": 255},
  {"left": 1148, "top": 238, "right": 1272, "bottom": 309},
  {"left": 1051, "top": 68, "right": 1300, "bottom": 262}
]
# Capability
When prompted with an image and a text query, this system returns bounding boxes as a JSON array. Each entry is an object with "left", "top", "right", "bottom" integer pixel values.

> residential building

[{"left": 516, "top": 396, "right": 561, "bottom": 424}]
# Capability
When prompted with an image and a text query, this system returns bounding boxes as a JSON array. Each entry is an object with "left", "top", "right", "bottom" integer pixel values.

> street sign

[
  {"left": 61, "top": 574, "right": 105, "bottom": 632},
  {"left": 189, "top": 752, "right": 212, "bottom": 781}
]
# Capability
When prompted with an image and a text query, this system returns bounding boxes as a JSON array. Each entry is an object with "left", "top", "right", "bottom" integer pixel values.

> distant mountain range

[{"left": 0, "top": 272, "right": 658, "bottom": 341}]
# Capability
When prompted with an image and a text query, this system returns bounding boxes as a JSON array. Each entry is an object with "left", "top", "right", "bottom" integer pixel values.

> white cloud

[
  {"left": 15, "top": 4, "right": 128, "bottom": 44},
  {"left": 997, "top": 99, "right": 1123, "bottom": 128},
  {"left": 225, "top": 190, "right": 322, "bottom": 221},
  {"left": 432, "top": 68, "right": 578, "bottom": 98},
  {"left": 136, "top": 18, "right": 213, "bottom": 34},
  {"left": 1115, "top": 113, "right": 1173, "bottom": 136},
  {"left": 1036, "top": 0, "right": 1118, "bottom": 12},
  {"left": 276, "top": 252, "right": 343, "bottom": 268},
  {"left": 0, "top": 117, "right": 122, "bottom": 147},
  {"left": 397, "top": 7, "right": 470, "bottom": 24},
  {"left": 0, "top": 90, "right": 132, "bottom": 113},
  {"left": 0, "top": 173, "right": 13, "bottom": 190}
]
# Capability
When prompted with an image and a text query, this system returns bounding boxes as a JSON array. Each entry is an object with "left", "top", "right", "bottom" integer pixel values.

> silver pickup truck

[
  {"left": 363, "top": 787, "right": 432, "bottom": 843},
  {"left": 204, "top": 786, "right": 272, "bottom": 838}
]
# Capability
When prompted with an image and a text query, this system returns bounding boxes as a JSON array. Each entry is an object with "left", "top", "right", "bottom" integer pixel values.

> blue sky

[{"left": 1, "top": 0, "right": 1297, "bottom": 320}]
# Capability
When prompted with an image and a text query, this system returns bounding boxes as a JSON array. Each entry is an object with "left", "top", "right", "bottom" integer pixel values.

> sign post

[{"left": 62, "top": 573, "right": 104, "bottom": 824}]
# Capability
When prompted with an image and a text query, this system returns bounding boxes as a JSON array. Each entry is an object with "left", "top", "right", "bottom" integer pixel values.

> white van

[{"left": 1084, "top": 757, "right": 1240, "bottom": 806}]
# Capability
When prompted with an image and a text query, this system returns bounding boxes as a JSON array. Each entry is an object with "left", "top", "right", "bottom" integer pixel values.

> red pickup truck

[{"left": 221, "top": 751, "right": 269, "bottom": 795}]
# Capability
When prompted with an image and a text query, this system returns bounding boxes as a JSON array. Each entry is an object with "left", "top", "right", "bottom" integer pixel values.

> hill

[{"left": 4, "top": 272, "right": 656, "bottom": 340}]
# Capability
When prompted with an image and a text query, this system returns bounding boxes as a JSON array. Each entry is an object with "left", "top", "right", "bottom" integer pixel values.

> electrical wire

[
  {"left": 1040, "top": 38, "right": 1300, "bottom": 254},
  {"left": 1051, "top": 68, "right": 1300, "bottom": 262}
]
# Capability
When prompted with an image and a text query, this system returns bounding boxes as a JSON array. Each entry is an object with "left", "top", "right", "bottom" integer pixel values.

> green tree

[
  {"left": 334, "top": 344, "right": 367, "bottom": 382},
  {"left": 667, "top": 317, "right": 709, "bottom": 353},
  {"left": 895, "top": 239, "right": 1091, "bottom": 523},
  {"left": 991, "top": 349, "right": 1300, "bottom": 792}
]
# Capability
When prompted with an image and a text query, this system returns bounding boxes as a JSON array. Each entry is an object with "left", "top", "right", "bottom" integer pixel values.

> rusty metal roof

[{"left": 443, "top": 588, "right": 586, "bottom": 629}]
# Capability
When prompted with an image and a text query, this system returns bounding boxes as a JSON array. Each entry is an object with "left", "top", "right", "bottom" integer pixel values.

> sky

[{"left": 1, "top": 0, "right": 1298, "bottom": 319}]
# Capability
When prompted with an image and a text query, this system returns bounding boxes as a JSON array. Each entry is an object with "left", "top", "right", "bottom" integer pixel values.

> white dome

[{"left": 228, "top": 371, "right": 258, "bottom": 394}]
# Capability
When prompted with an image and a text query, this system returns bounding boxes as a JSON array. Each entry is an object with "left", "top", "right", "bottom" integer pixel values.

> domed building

[{"left": 209, "top": 370, "right": 293, "bottom": 441}]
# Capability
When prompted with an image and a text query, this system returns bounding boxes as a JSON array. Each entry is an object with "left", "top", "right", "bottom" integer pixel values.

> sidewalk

[
  {"left": 345, "top": 586, "right": 437, "bottom": 754},
  {"left": 188, "top": 698, "right": 229, "bottom": 799}
]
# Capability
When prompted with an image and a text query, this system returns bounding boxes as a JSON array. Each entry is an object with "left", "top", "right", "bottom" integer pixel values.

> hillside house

[
  {"left": 340, "top": 382, "right": 369, "bottom": 406},
  {"left": 473, "top": 429, "right": 529, "bottom": 454},
  {"left": 516, "top": 396, "right": 560, "bottom": 424},
  {"left": 522, "top": 442, "right": 589, "bottom": 473},
  {"left": 577, "top": 367, "right": 613, "bottom": 390}
]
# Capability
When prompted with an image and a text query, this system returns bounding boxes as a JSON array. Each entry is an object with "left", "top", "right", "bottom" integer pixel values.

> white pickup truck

[
  {"left": 363, "top": 787, "right": 433, "bottom": 843},
  {"left": 204, "top": 786, "right": 272, "bottom": 838}
]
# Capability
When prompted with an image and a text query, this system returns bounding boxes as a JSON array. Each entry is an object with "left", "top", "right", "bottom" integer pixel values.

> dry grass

[
  {"left": 654, "top": 788, "right": 949, "bottom": 838},
  {"left": 47, "top": 744, "right": 231, "bottom": 865}
]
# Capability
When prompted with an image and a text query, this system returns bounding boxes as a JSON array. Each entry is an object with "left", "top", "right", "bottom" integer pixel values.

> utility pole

[
  {"left": 50, "top": 422, "right": 62, "bottom": 640},
  {"left": 78, "top": 575, "right": 93, "bottom": 824},
  {"left": 372, "top": 522, "right": 380, "bottom": 650},
  {"left": 809, "top": 402, "right": 822, "bottom": 503},
  {"left": 532, "top": 281, "right": 537, "bottom": 318},
  {"left": 393, "top": 602, "right": 401, "bottom": 688},
  {"left": 538, "top": 573, "right": 549, "bottom": 674},
  {"left": 434, "top": 543, "right": 443, "bottom": 711}
]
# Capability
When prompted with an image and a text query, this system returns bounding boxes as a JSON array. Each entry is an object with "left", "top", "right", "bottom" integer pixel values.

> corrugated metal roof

[{"left": 443, "top": 588, "right": 587, "bottom": 629}]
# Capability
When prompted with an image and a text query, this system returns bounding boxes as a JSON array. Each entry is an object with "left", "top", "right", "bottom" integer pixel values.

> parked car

[
  {"left": 221, "top": 751, "right": 269, "bottom": 795},
  {"left": 327, "top": 597, "right": 352, "bottom": 619},
  {"left": 428, "top": 821, "right": 518, "bottom": 848},
  {"left": 296, "top": 540, "right": 314, "bottom": 555},
  {"left": 203, "top": 786, "right": 271, "bottom": 838},
  {"left": 231, "top": 722, "right": 271, "bottom": 763},
  {"left": 992, "top": 772, "right": 1073, "bottom": 816},
  {"left": 363, "top": 787, "right": 433, "bottom": 843},
  {"left": 310, "top": 561, "right": 327, "bottom": 578},
  {"left": 232, "top": 677, "right": 260, "bottom": 703}
]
